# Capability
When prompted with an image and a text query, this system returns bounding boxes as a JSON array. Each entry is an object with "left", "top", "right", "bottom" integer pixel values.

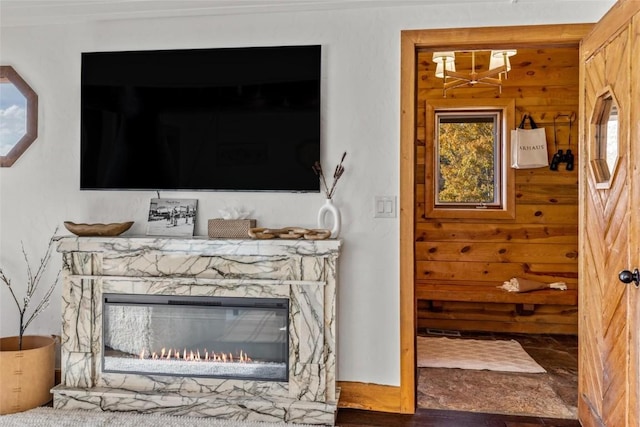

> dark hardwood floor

[{"left": 336, "top": 408, "right": 581, "bottom": 427}]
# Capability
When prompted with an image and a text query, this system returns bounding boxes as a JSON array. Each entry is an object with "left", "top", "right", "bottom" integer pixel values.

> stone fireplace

[{"left": 53, "top": 236, "right": 341, "bottom": 425}]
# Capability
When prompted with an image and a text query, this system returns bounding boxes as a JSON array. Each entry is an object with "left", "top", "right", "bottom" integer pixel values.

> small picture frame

[{"left": 147, "top": 198, "right": 197, "bottom": 237}]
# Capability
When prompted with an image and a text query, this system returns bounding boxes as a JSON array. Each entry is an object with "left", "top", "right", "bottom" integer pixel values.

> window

[
  {"left": 435, "top": 111, "right": 501, "bottom": 207},
  {"left": 589, "top": 87, "right": 621, "bottom": 188},
  {"left": 424, "top": 99, "right": 515, "bottom": 219}
]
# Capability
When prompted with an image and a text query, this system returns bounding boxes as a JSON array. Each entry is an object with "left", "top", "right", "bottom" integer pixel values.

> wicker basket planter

[{"left": 0, "top": 335, "right": 56, "bottom": 414}]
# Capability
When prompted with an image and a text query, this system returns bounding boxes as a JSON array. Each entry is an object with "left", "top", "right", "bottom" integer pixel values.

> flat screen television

[{"left": 80, "top": 45, "right": 321, "bottom": 191}]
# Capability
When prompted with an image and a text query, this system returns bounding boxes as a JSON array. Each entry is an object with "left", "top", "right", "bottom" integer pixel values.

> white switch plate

[{"left": 374, "top": 196, "right": 396, "bottom": 218}]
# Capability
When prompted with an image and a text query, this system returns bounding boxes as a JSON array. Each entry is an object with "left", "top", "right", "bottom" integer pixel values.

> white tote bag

[{"left": 510, "top": 115, "right": 549, "bottom": 169}]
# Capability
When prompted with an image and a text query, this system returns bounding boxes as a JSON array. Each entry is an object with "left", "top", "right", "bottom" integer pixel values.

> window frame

[
  {"left": 589, "top": 86, "right": 621, "bottom": 189},
  {"left": 424, "top": 98, "right": 516, "bottom": 219}
]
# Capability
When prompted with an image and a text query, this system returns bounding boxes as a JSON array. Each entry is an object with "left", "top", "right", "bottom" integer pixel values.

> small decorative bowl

[{"left": 63, "top": 221, "right": 134, "bottom": 237}]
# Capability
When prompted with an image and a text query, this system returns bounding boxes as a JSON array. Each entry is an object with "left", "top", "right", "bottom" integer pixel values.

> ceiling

[{"left": 0, "top": 0, "right": 523, "bottom": 27}]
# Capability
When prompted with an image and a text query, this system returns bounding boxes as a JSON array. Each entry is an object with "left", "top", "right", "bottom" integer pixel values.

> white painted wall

[{"left": 0, "top": 1, "right": 614, "bottom": 386}]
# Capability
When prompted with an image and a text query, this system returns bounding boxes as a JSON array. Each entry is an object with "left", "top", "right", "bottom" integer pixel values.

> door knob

[{"left": 618, "top": 269, "right": 640, "bottom": 287}]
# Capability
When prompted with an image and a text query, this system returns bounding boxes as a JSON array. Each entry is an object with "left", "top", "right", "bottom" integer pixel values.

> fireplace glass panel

[{"left": 102, "top": 294, "right": 288, "bottom": 381}]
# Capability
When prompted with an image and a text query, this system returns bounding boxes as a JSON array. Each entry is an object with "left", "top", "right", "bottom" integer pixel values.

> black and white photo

[{"left": 147, "top": 198, "right": 197, "bottom": 237}]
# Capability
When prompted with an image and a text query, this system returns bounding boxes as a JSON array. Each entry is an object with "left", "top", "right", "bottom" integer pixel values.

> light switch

[{"left": 374, "top": 196, "right": 396, "bottom": 218}]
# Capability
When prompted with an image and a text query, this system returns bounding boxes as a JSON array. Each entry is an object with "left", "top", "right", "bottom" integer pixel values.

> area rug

[
  {"left": 0, "top": 407, "right": 323, "bottom": 427},
  {"left": 417, "top": 367, "right": 577, "bottom": 419},
  {"left": 417, "top": 336, "right": 546, "bottom": 373}
]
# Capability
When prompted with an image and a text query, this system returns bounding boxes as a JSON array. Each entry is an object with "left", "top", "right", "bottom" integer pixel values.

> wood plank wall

[{"left": 415, "top": 47, "right": 580, "bottom": 334}]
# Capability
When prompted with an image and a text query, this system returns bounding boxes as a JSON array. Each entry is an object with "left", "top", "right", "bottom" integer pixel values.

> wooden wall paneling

[
  {"left": 515, "top": 204, "right": 579, "bottom": 224},
  {"left": 416, "top": 222, "right": 578, "bottom": 243},
  {"left": 420, "top": 301, "right": 578, "bottom": 322},
  {"left": 515, "top": 184, "right": 579, "bottom": 204},
  {"left": 415, "top": 241, "right": 579, "bottom": 264},
  {"left": 416, "top": 260, "right": 577, "bottom": 282},
  {"left": 417, "top": 301, "right": 578, "bottom": 334},
  {"left": 417, "top": 320, "right": 578, "bottom": 335},
  {"left": 515, "top": 168, "right": 578, "bottom": 185}
]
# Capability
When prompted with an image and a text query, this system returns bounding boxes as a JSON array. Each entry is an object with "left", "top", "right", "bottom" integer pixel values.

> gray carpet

[{"left": 0, "top": 407, "right": 323, "bottom": 427}]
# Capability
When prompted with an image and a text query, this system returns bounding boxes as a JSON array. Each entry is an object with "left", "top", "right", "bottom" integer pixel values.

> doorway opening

[{"left": 399, "top": 24, "right": 593, "bottom": 416}]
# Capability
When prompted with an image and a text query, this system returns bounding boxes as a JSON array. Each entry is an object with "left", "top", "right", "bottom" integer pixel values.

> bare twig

[
  {"left": 0, "top": 227, "right": 60, "bottom": 349},
  {"left": 312, "top": 152, "right": 347, "bottom": 199}
]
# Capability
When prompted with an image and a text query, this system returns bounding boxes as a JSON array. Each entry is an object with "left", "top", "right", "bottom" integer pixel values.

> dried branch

[
  {"left": 0, "top": 227, "right": 60, "bottom": 349},
  {"left": 22, "top": 268, "right": 60, "bottom": 335},
  {"left": 0, "top": 269, "right": 22, "bottom": 316},
  {"left": 312, "top": 152, "right": 347, "bottom": 199}
]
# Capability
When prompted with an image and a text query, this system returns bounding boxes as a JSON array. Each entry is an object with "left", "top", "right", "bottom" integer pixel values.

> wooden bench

[
  {"left": 415, "top": 281, "right": 578, "bottom": 335},
  {"left": 416, "top": 283, "right": 577, "bottom": 306}
]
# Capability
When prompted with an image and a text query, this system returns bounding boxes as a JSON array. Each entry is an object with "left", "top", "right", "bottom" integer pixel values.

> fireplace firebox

[{"left": 103, "top": 294, "right": 289, "bottom": 382}]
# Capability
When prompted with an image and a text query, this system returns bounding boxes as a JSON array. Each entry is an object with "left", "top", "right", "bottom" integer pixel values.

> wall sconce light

[{"left": 432, "top": 49, "right": 517, "bottom": 97}]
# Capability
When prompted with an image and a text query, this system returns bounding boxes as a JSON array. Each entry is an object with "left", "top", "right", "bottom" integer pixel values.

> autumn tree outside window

[{"left": 436, "top": 111, "right": 500, "bottom": 206}]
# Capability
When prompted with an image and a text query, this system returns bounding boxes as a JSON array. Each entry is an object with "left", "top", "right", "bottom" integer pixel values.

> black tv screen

[{"left": 80, "top": 45, "right": 321, "bottom": 191}]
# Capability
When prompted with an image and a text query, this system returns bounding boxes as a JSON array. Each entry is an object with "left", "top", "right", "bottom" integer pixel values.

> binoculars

[{"left": 550, "top": 149, "right": 574, "bottom": 171}]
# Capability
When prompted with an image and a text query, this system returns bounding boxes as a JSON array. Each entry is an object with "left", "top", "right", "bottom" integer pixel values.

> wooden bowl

[{"left": 63, "top": 221, "right": 134, "bottom": 237}]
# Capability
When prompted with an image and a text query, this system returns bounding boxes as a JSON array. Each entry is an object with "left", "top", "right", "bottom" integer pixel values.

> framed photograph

[{"left": 147, "top": 198, "right": 197, "bottom": 237}]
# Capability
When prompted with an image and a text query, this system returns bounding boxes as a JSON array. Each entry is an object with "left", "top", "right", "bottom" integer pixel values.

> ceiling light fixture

[{"left": 432, "top": 49, "right": 517, "bottom": 97}]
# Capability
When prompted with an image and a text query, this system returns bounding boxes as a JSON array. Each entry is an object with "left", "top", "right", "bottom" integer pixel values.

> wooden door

[{"left": 579, "top": 1, "right": 640, "bottom": 426}]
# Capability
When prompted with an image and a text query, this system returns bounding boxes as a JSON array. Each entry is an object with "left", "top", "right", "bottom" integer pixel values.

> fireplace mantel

[{"left": 53, "top": 236, "right": 341, "bottom": 425}]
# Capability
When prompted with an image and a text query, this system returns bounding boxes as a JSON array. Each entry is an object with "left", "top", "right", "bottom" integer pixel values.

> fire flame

[{"left": 138, "top": 347, "right": 252, "bottom": 363}]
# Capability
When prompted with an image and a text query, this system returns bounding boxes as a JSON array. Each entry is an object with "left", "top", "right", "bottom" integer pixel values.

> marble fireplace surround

[{"left": 52, "top": 236, "right": 341, "bottom": 425}]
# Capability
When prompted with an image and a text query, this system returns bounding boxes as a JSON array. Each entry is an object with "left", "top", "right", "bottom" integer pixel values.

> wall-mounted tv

[{"left": 80, "top": 45, "right": 321, "bottom": 191}]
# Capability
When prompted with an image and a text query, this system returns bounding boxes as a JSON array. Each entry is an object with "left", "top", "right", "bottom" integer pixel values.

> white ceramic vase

[{"left": 317, "top": 198, "right": 341, "bottom": 238}]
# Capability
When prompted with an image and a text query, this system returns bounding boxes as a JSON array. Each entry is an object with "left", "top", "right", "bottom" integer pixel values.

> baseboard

[{"left": 337, "top": 381, "right": 408, "bottom": 413}]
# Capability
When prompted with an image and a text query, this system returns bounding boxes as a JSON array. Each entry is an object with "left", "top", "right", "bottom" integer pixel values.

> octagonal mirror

[
  {"left": 0, "top": 66, "right": 38, "bottom": 167},
  {"left": 589, "top": 88, "right": 620, "bottom": 187}
]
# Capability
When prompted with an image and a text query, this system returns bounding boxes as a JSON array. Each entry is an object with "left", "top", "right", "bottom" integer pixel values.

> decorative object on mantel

[
  {"left": 147, "top": 198, "right": 197, "bottom": 237},
  {"left": 313, "top": 152, "right": 347, "bottom": 238},
  {"left": 317, "top": 199, "right": 341, "bottom": 238},
  {"left": 0, "top": 228, "right": 60, "bottom": 414},
  {"left": 64, "top": 221, "right": 134, "bottom": 237},
  {"left": 248, "top": 227, "right": 331, "bottom": 240},
  {"left": 208, "top": 219, "right": 257, "bottom": 239},
  {"left": 208, "top": 207, "right": 256, "bottom": 239}
]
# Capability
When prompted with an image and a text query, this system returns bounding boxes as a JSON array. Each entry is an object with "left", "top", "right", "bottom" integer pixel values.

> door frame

[{"left": 399, "top": 23, "right": 594, "bottom": 413}]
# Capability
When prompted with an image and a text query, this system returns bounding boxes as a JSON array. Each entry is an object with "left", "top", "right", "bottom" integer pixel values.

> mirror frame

[{"left": 0, "top": 65, "right": 38, "bottom": 167}]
